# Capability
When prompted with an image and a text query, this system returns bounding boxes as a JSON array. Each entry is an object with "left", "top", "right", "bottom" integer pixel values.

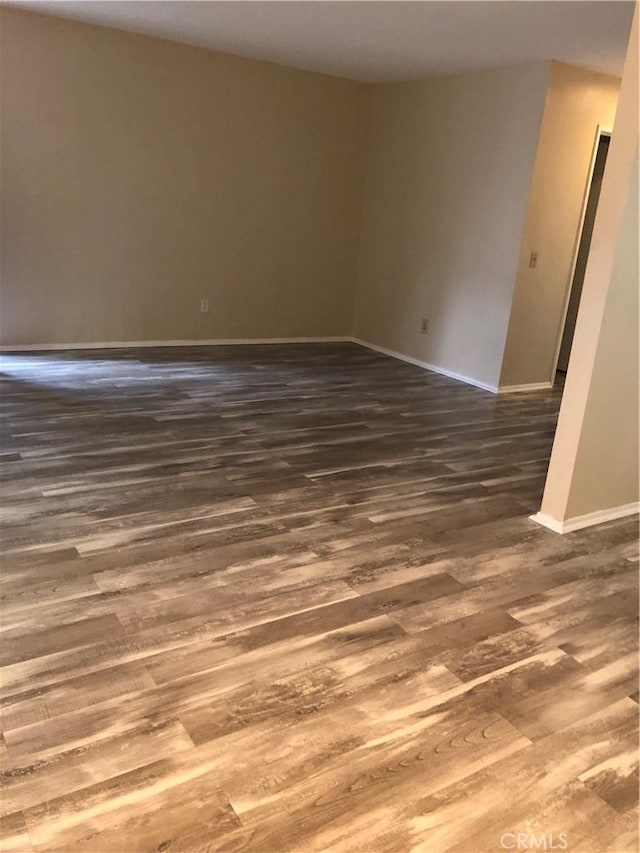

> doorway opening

[{"left": 552, "top": 129, "right": 611, "bottom": 385}]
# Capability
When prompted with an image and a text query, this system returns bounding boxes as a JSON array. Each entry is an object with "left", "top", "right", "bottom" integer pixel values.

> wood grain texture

[{"left": 0, "top": 342, "right": 637, "bottom": 852}]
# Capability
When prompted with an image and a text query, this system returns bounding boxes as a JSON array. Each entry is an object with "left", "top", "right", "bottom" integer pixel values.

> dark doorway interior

[{"left": 556, "top": 134, "right": 610, "bottom": 375}]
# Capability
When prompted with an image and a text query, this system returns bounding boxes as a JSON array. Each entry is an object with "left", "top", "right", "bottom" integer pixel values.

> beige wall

[
  {"left": 565, "top": 153, "right": 638, "bottom": 517},
  {"left": 1, "top": 2, "right": 631, "bottom": 414},
  {"left": 0, "top": 9, "right": 370, "bottom": 346},
  {"left": 353, "top": 64, "right": 550, "bottom": 390},
  {"left": 499, "top": 62, "right": 620, "bottom": 388},
  {"left": 539, "top": 6, "right": 639, "bottom": 525}
]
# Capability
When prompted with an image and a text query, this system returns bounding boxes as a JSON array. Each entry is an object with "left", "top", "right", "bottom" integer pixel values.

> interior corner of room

[
  {"left": 0, "top": 2, "right": 637, "bottom": 537},
  {"left": 0, "top": 3, "right": 639, "bottom": 849}
]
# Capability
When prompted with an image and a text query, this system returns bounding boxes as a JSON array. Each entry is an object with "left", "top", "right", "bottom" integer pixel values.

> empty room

[{"left": 0, "top": 1, "right": 638, "bottom": 851}]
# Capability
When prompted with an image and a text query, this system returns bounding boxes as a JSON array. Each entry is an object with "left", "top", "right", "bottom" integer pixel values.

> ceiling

[{"left": 6, "top": 1, "right": 635, "bottom": 83}]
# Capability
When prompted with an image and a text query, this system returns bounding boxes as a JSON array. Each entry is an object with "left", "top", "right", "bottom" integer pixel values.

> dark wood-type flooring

[{"left": 0, "top": 342, "right": 638, "bottom": 853}]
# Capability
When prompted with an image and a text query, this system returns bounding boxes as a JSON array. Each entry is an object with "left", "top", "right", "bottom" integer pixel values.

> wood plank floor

[{"left": 0, "top": 342, "right": 637, "bottom": 853}]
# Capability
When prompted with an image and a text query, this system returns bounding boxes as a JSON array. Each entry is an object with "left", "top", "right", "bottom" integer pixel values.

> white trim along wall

[
  {"left": 1, "top": 336, "right": 561, "bottom": 397},
  {"left": 531, "top": 502, "right": 639, "bottom": 534}
]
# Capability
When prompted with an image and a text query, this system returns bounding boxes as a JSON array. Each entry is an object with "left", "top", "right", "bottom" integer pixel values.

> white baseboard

[
  {"left": 498, "top": 382, "right": 553, "bottom": 394},
  {"left": 530, "top": 502, "right": 639, "bottom": 534},
  {"left": 0, "top": 336, "right": 352, "bottom": 353},
  {"left": 351, "top": 337, "right": 498, "bottom": 393},
  {"left": 0, "top": 336, "right": 553, "bottom": 399},
  {"left": 3, "top": 334, "right": 499, "bottom": 394},
  {"left": 529, "top": 512, "right": 565, "bottom": 533}
]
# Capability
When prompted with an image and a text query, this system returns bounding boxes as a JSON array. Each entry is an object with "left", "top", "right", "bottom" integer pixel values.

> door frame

[{"left": 548, "top": 124, "right": 613, "bottom": 384}]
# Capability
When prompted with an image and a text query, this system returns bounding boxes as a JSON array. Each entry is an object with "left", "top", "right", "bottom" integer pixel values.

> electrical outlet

[
  {"left": 529, "top": 251, "right": 538, "bottom": 269},
  {"left": 421, "top": 318, "right": 429, "bottom": 334},
  {"left": 200, "top": 299, "right": 209, "bottom": 313}
]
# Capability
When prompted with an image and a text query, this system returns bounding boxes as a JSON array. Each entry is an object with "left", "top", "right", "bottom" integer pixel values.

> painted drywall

[
  {"left": 539, "top": 5, "right": 639, "bottom": 525},
  {"left": 499, "top": 62, "right": 620, "bottom": 388},
  {"left": 0, "top": 8, "right": 370, "bottom": 346},
  {"left": 564, "top": 151, "right": 638, "bottom": 517},
  {"left": 353, "top": 63, "right": 550, "bottom": 390}
]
